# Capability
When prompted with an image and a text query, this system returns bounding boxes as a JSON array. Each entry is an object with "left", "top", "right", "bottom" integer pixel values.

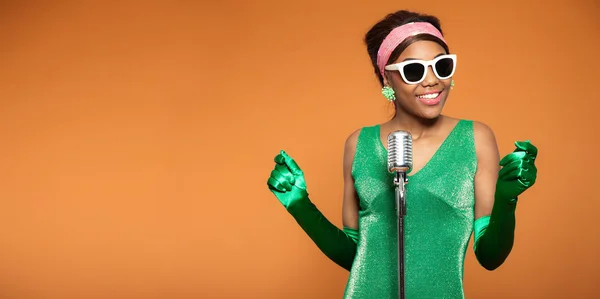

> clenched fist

[
  {"left": 496, "top": 140, "right": 538, "bottom": 201},
  {"left": 267, "top": 150, "right": 309, "bottom": 209}
]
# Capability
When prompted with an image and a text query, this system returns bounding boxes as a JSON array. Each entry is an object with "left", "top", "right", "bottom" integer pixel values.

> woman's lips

[{"left": 416, "top": 91, "right": 442, "bottom": 105}]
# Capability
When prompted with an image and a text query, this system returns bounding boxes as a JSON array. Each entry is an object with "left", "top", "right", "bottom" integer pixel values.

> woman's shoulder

[
  {"left": 446, "top": 116, "right": 494, "bottom": 134},
  {"left": 442, "top": 116, "right": 497, "bottom": 149},
  {"left": 456, "top": 117, "right": 499, "bottom": 159},
  {"left": 463, "top": 118, "right": 496, "bottom": 141},
  {"left": 345, "top": 123, "right": 380, "bottom": 141},
  {"left": 344, "top": 123, "right": 380, "bottom": 153}
]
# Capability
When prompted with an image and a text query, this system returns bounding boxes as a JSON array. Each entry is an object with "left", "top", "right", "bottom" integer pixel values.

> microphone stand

[{"left": 394, "top": 170, "right": 408, "bottom": 299}]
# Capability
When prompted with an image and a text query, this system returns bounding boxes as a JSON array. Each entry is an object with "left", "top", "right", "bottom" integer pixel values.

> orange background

[{"left": 1, "top": 1, "right": 599, "bottom": 298}]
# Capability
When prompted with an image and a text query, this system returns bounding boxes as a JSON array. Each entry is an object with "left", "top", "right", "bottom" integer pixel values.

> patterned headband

[{"left": 376, "top": 22, "right": 447, "bottom": 77}]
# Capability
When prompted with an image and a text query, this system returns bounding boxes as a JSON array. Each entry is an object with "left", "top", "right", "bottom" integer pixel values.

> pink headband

[{"left": 377, "top": 22, "right": 447, "bottom": 77}]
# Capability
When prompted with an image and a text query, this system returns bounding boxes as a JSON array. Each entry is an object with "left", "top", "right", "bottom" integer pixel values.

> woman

[{"left": 266, "top": 10, "right": 538, "bottom": 299}]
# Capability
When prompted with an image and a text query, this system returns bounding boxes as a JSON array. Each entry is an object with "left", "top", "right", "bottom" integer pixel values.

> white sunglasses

[{"left": 384, "top": 54, "right": 457, "bottom": 84}]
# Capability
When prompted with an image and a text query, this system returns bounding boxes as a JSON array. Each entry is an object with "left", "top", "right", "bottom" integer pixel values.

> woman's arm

[
  {"left": 472, "top": 122, "right": 500, "bottom": 221},
  {"left": 342, "top": 129, "right": 360, "bottom": 237},
  {"left": 472, "top": 122, "right": 509, "bottom": 270},
  {"left": 266, "top": 130, "right": 361, "bottom": 271},
  {"left": 472, "top": 122, "right": 538, "bottom": 270}
]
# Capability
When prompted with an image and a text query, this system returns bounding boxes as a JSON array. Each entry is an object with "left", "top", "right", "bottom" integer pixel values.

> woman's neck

[{"left": 389, "top": 111, "right": 444, "bottom": 140}]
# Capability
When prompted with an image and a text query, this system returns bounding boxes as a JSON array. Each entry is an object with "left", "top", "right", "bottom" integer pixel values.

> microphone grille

[{"left": 387, "top": 130, "right": 413, "bottom": 173}]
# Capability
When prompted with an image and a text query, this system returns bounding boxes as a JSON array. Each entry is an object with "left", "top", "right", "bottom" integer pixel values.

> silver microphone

[
  {"left": 387, "top": 130, "right": 413, "bottom": 299},
  {"left": 387, "top": 130, "right": 413, "bottom": 174}
]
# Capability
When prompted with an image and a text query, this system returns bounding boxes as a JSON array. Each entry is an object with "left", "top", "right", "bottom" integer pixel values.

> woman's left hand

[{"left": 496, "top": 140, "right": 538, "bottom": 201}]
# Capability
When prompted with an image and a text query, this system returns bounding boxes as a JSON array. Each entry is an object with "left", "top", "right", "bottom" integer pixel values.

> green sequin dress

[{"left": 344, "top": 120, "right": 477, "bottom": 299}]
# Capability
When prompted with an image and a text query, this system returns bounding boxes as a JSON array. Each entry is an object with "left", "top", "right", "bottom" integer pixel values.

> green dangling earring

[
  {"left": 450, "top": 80, "right": 455, "bottom": 89},
  {"left": 381, "top": 86, "right": 395, "bottom": 101}
]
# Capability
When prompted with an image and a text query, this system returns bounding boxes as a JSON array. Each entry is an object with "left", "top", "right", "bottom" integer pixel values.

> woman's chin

[{"left": 417, "top": 105, "right": 445, "bottom": 120}]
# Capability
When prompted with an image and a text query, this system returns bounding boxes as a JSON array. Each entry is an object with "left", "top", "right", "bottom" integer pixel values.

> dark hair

[{"left": 365, "top": 10, "right": 450, "bottom": 87}]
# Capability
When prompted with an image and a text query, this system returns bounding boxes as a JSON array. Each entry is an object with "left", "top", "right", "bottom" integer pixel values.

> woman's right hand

[{"left": 267, "top": 150, "right": 309, "bottom": 209}]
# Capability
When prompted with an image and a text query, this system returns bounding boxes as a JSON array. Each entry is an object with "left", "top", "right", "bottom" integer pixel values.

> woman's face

[{"left": 384, "top": 40, "right": 453, "bottom": 120}]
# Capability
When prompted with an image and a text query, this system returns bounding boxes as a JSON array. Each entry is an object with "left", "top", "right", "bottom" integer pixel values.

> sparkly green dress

[{"left": 344, "top": 120, "right": 476, "bottom": 299}]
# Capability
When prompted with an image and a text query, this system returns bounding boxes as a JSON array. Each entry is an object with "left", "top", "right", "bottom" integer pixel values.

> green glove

[
  {"left": 474, "top": 140, "right": 538, "bottom": 270},
  {"left": 496, "top": 140, "right": 538, "bottom": 202},
  {"left": 267, "top": 150, "right": 358, "bottom": 271},
  {"left": 267, "top": 150, "right": 309, "bottom": 210}
]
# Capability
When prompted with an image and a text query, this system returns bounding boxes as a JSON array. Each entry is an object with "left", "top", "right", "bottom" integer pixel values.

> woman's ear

[{"left": 382, "top": 72, "right": 390, "bottom": 87}]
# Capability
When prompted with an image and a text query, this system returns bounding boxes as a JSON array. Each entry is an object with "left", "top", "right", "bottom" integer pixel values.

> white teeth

[{"left": 418, "top": 93, "right": 439, "bottom": 99}]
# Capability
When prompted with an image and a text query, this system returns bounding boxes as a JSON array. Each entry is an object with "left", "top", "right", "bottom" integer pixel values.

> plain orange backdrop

[{"left": 1, "top": 1, "right": 599, "bottom": 298}]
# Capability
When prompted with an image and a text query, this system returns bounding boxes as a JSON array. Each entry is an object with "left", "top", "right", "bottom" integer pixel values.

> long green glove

[
  {"left": 267, "top": 150, "right": 358, "bottom": 271},
  {"left": 474, "top": 140, "right": 538, "bottom": 270}
]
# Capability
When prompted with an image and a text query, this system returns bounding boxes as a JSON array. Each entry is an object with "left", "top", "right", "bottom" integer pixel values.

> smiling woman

[
  {"left": 266, "top": 9, "right": 539, "bottom": 299},
  {"left": 367, "top": 12, "right": 450, "bottom": 120}
]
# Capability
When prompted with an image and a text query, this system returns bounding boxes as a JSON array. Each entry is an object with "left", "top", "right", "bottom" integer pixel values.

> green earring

[
  {"left": 382, "top": 86, "right": 395, "bottom": 101},
  {"left": 450, "top": 80, "right": 455, "bottom": 89}
]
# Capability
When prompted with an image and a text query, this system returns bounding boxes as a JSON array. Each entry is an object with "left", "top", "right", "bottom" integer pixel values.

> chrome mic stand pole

[
  {"left": 387, "top": 130, "right": 412, "bottom": 299},
  {"left": 394, "top": 170, "right": 407, "bottom": 299}
]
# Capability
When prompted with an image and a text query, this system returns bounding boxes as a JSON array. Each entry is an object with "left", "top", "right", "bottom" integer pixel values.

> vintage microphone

[{"left": 387, "top": 130, "right": 413, "bottom": 299}]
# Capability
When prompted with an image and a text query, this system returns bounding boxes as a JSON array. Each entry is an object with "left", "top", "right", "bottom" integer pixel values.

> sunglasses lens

[
  {"left": 402, "top": 63, "right": 425, "bottom": 83},
  {"left": 435, "top": 57, "right": 454, "bottom": 78}
]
